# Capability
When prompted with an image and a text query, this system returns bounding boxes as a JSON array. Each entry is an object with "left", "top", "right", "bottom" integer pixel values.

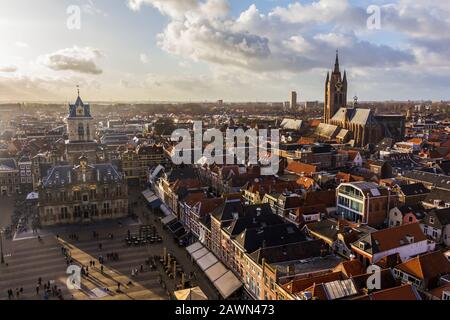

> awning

[
  {"left": 186, "top": 241, "right": 242, "bottom": 299},
  {"left": 161, "top": 214, "right": 177, "bottom": 225},
  {"left": 186, "top": 242, "right": 204, "bottom": 255},
  {"left": 213, "top": 271, "right": 242, "bottom": 299},
  {"left": 191, "top": 247, "right": 209, "bottom": 260},
  {"left": 168, "top": 221, "right": 183, "bottom": 233},
  {"left": 174, "top": 287, "right": 208, "bottom": 300},
  {"left": 197, "top": 252, "right": 218, "bottom": 271},
  {"left": 160, "top": 204, "right": 173, "bottom": 216},
  {"left": 174, "top": 228, "right": 188, "bottom": 239},
  {"left": 204, "top": 262, "right": 228, "bottom": 283},
  {"left": 141, "top": 189, "right": 162, "bottom": 208}
]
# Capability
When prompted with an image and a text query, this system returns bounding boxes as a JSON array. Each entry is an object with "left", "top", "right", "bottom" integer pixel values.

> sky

[{"left": 0, "top": 0, "right": 449, "bottom": 102}]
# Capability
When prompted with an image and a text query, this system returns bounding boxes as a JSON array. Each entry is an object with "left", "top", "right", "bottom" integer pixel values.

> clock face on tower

[{"left": 335, "top": 82, "right": 343, "bottom": 93}]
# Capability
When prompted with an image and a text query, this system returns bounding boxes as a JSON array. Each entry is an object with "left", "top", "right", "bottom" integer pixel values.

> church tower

[
  {"left": 324, "top": 51, "right": 347, "bottom": 123},
  {"left": 65, "top": 87, "right": 98, "bottom": 164}
]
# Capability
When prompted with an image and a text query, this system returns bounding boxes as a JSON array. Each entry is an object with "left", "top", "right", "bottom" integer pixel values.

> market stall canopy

[
  {"left": 186, "top": 242, "right": 242, "bottom": 299},
  {"left": 186, "top": 242, "right": 204, "bottom": 255},
  {"left": 197, "top": 252, "right": 218, "bottom": 271},
  {"left": 204, "top": 262, "right": 228, "bottom": 283},
  {"left": 141, "top": 189, "right": 161, "bottom": 208},
  {"left": 160, "top": 204, "right": 173, "bottom": 216},
  {"left": 161, "top": 214, "right": 177, "bottom": 225},
  {"left": 213, "top": 271, "right": 242, "bottom": 299},
  {"left": 174, "top": 287, "right": 208, "bottom": 300}
]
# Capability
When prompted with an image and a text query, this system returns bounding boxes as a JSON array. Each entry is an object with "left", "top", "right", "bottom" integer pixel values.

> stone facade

[{"left": 37, "top": 157, "right": 128, "bottom": 226}]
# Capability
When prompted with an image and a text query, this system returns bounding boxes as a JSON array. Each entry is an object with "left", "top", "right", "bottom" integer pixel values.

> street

[{"left": 0, "top": 190, "right": 218, "bottom": 300}]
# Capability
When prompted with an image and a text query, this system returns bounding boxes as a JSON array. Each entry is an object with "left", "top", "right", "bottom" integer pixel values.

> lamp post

[{"left": 0, "top": 228, "right": 5, "bottom": 264}]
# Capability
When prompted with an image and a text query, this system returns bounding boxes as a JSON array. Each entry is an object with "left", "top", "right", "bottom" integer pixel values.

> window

[
  {"left": 74, "top": 206, "right": 81, "bottom": 218},
  {"left": 78, "top": 123, "right": 84, "bottom": 139}
]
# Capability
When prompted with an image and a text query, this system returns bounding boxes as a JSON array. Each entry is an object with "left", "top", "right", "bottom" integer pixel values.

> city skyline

[{"left": 1, "top": 0, "right": 450, "bottom": 102}]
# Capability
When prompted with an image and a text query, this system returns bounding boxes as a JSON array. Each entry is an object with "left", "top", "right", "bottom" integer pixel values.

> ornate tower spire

[
  {"left": 334, "top": 50, "right": 340, "bottom": 73},
  {"left": 77, "top": 85, "right": 80, "bottom": 97},
  {"left": 343, "top": 70, "right": 347, "bottom": 83}
]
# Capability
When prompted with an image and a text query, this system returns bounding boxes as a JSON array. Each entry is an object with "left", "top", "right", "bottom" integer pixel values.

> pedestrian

[
  {"left": 36, "top": 285, "right": 40, "bottom": 295},
  {"left": 93, "top": 261, "right": 96, "bottom": 268},
  {"left": 140, "top": 264, "right": 144, "bottom": 272},
  {"left": 100, "top": 265, "right": 104, "bottom": 274}
]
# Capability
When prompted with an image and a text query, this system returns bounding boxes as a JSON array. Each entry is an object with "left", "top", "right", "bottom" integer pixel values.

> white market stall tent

[
  {"left": 186, "top": 242, "right": 242, "bottom": 299},
  {"left": 197, "top": 252, "right": 218, "bottom": 271},
  {"left": 213, "top": 271, "right": 243, "bottom": 299}
]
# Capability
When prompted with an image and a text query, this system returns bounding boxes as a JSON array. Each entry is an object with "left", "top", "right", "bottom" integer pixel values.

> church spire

[
  {"left": 334, "top": 50, "right": 340, "bottom": 73},
  {"left": 77, "top": 85, "right": 80, "bottom": 97},
  {"left": 343, "top": 70, "right": 347, "bottom": 83}
]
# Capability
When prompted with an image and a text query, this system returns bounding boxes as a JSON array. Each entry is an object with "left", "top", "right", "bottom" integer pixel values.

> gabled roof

[
  {"left": 0, "top": 158, "right": 17, "bottom": 171},
  {"left": 398, "top": 183, "right": 430, "bottom": 196},
  {"left": 394, "top": 251, "right": 450, "bottom": 284},
  {"left": 286, "top": 161, "right": 317, "bottom": 175},
  {"left": 234, "top": 223, "right": 307, "bottom": 254},
  {"left": 395, "top": 203, "right": 427, "bottom": 219},
  {"left": 331, "top": 108, "right": 378, "bottom": 126},
  {"left": 351, "top": 223, "right": 427, "bottom": 255},
  {"left": 424, "top": 189, "right": 450, "bottom": 206},
  {"left": 249, "top": 239, "right": 326, "bottom": 265},
  {"left": 42, "top": 163, "right": 122, "bottom": 187},
  {"left": 425, "top": 207, "right": 450, "bottom": 227},
  {"left": 332, "top": 260, "right": 365, "bottom": 277},
  {"left": 359, "top": 284, "right": 421, "bottom": 300},
  {"left": 68, "top": 95, "right": 92, "bottom": 119},
  {"left": 351, "top": 269, "right": 398, "bottom": 291}
]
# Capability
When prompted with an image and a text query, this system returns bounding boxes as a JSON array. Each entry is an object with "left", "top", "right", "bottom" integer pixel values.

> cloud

[
  {"left": 0, "top": 74, "right": 98, "bottom": 101},
  {"left": 127, "top": 0, "right": 198, "bottom": 18},
  {"left": 15, "top": 41, "right": 29, "bottom": 48},
  {"left": 128, "top": 0, "right": 413, "bottom": 75},
  {"left": 0, "top": 66, "right": 18, "bottom": 73},
  {"left": 140, "top": 53, "right": 150, "bottom": 64},
  {"left": 40, "top": 46, "right": 104, "bottom": 74}
]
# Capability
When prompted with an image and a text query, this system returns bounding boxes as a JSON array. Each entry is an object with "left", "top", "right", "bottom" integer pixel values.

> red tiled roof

[
  {"left": 395, "top": 251, "right": 450, "bottom": 283},
  {"left": 369, "top": 284, "right": 420, "bottom": 300},
  {"left": 286, "top": 161, "right": 317, "bottom": 175}
]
